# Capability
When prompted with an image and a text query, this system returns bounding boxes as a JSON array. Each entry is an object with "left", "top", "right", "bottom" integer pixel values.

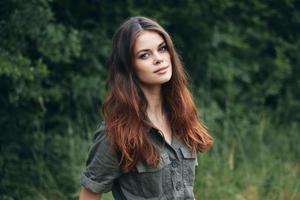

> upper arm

[{"left": 80, "top": 126, "right": 121, "bottom": 193}]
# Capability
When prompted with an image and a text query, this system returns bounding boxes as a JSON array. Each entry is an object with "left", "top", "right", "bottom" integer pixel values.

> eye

[
  {"left": 139, "top": 53, "right": 150, "bottom": 60},
  {"left": 159, "top": 45, "right": 168, "bottom": 52}
]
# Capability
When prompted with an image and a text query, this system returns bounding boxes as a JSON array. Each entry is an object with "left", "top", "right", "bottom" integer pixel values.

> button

[
  {"left": 175, "top": 182, "right": 181, "bottom": 191},
  {"left": 171, "top": 170, "right": 175, "bottom": 176},
  {"left": 171, "top": 160, "right": 179, "bottom": 168}
]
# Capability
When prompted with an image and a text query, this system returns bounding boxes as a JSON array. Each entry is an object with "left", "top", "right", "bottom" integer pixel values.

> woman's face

[{"left": 133, "top": 31, "right": 172, "bottom": 89}]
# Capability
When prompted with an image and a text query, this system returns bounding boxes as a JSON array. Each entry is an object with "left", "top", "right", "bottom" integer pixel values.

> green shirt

[{"left": 81, "top": 124, "right": 198, "bottom": 200}]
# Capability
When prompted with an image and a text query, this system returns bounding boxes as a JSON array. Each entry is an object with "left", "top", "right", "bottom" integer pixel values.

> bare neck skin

[
  {"left": 140, "top": 84, "right": 172, "bottom": 144},
  {"left": 141, "top": 84, "right": 165, "bottom": 122}
]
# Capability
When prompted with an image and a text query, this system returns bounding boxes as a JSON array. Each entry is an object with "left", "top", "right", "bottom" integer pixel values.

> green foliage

[
  {"left": 37, "top": 24, "right": 81, "bottom": 63},
  {"left": 0, "top": 0, "right": 299, "bottom": 199}
]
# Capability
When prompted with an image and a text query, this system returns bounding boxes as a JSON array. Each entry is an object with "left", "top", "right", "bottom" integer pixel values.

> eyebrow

[{"left": 135, "top": 41, "right": 166, "bottom": 56}]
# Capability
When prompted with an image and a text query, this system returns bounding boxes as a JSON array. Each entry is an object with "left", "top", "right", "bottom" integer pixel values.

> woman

[{"left": 79, "top": 16, "right": 213, "bottom": 200}]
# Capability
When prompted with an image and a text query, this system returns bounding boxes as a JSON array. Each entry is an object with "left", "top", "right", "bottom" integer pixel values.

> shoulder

[
  {"left": 92, "top": 121, "right": 107, "bottom": 143},
  {"left": 85, "top": 121, "right": 118, "bottom": 164},
  {"left": 81, "top": 121, "right": 121, "bottom": 193},
  {"left": 87, "top": 121, "right": 114, "bottom": 158}
]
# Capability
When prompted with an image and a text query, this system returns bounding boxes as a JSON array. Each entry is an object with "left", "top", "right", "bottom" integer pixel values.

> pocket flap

[{"left": 179, "top": 146, "right": 196, "bottom": 159}]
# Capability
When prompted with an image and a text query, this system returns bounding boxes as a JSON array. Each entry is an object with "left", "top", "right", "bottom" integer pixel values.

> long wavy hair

[{"left": 103, "top": 16, "right": 213, "bottom": 172}]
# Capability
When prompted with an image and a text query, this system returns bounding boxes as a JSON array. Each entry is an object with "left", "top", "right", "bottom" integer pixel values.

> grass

[
  {"left": 195, "top": 150, "right": 300, "bottom": 200},
  {"left": 194, "top": 110, "right": 300, "bottom": 200}
]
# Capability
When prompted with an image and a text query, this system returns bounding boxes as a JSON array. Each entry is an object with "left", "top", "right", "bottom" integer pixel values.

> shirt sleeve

[{"left": 80, "top": 124, "right": 121, "bottom": 193}]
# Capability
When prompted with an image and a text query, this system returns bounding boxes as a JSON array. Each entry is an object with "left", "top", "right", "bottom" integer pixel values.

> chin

[
  {"left": 161, "top": 72, "right": 172, "bottom": 83},
  {"left": 156, "top": 78, "right": 171, "bottom": 86},
  {"left": 162, "top": 76, "right": 172, "bottom": 83},
  {"left": 141, "top": 73, "right": 172, "bottom": 87}
]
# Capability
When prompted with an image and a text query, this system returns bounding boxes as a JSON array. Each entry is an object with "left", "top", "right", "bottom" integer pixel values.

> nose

[{"left": 153, "top": 52, "right": 163, "bottom": 65}]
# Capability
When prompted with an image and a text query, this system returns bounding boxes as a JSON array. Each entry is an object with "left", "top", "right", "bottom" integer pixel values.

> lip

[{"left": 153, "top": 66, "right": 168, "bottom": 74}]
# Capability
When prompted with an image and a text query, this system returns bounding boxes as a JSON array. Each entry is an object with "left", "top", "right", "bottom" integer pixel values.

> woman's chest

[{"left": 116, "top": 137, "right": 198, "bottom": 199}]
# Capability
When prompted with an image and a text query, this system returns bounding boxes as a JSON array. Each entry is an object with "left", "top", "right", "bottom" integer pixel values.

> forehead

[{"left": 134, "top": 31, "right": 165, "bottom": 52}]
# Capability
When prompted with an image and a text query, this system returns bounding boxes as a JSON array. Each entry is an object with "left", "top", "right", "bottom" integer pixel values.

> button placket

[
  {"left": 175, "top": 181, "right": 182, "bottom": 191},
  {"left": 170, "top": 170, "right": 175, "bottom": 176},
  {"left": 171, "top": 160, "right": 179, "bottom": 168},
  {"left": 165, "top": 136, "right": 189, "bottom": 197},
  {"left": 169, "top": 158, "right": 182, "bottom": 194}
]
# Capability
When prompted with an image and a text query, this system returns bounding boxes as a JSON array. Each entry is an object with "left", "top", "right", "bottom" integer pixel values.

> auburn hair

[{"left": 103, "top": 16, "right": 213, "bottom": 172}]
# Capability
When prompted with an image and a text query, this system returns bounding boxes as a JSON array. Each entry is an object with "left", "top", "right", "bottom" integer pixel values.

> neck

[{"left": 140, "top": 84, "right": 165, "bottom": 121}]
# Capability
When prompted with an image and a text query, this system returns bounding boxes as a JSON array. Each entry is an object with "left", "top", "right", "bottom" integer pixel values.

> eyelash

[
  {"left": 139, "top": 45, "right": 168, "bottom": 60},
  {"left": 159, "top": 45, "right": 168, "bottom": 52}
]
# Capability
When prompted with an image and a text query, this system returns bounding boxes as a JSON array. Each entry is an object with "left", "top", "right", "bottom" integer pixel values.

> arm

[
  {"left": 80, "top": 126, "right": 121, "bottom": 199},
  {"left": 79, "top": 187, "right": 102, "bottom": 200}
]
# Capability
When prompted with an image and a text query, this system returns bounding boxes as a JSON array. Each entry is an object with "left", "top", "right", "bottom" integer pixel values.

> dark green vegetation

[{"left": 0, "top": 0, "right": 299, "bottom": 199}]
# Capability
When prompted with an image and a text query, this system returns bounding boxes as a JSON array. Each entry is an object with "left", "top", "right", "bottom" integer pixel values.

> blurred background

[{"left": 0, "top": 0, "right": 299, "bottom": 199}]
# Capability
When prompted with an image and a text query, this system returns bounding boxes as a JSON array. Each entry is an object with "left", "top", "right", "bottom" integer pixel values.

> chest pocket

[
  {"left": 135, "top": 152, "right": 171, "bottom": 198},
  {"left": 179, "top": 146, "right": 197, "bottom": 186}
]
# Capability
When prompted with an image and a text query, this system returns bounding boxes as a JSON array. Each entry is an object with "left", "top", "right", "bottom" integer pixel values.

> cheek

[
  {"left": 164, "top": 53, "right": 172, "bottom": 63},
  {"left": 134, "top": 60, "right": 153, "bottom": 74}
]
